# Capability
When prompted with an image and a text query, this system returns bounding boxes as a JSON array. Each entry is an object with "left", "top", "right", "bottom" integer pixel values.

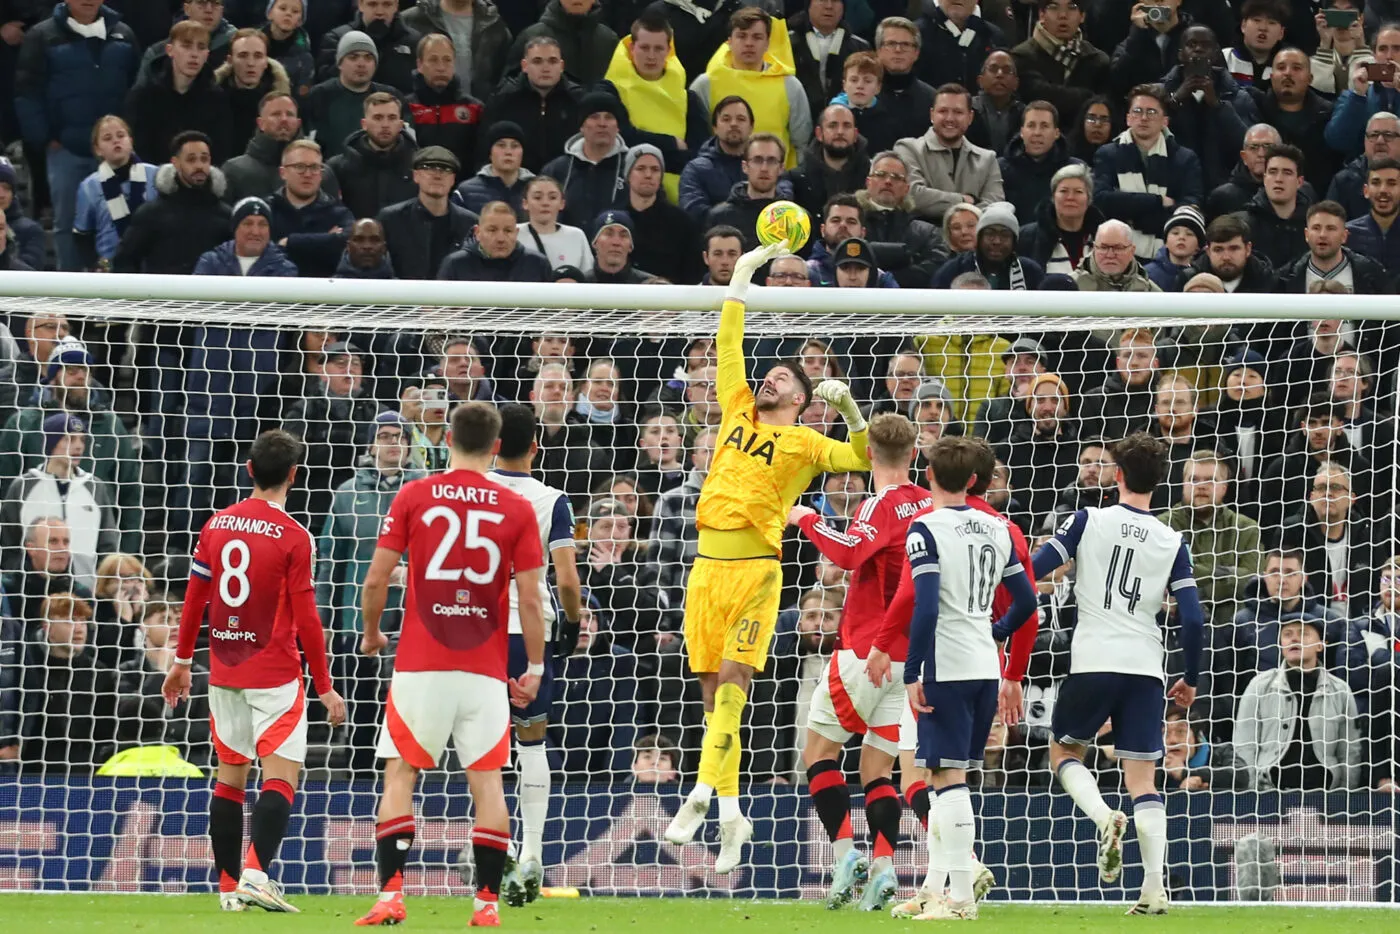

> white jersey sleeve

[
  {"left": 487, "top": 470, "right": 576, "bottom": 637},
  {"left": 917, "top": 505, "right": 1018, "bottom": 682},
  {"left": 1056, "top": 504, "right": 1195, "bottom": 681}
]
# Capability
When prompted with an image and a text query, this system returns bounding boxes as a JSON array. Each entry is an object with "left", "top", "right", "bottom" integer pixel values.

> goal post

[{"left": 0, "top": 272, "right": 1395, "bottom": 904}]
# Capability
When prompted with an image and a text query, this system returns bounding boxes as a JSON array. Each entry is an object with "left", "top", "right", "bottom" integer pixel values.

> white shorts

[
  {"left": 806, "top": 649, "right": 906, "bottom": 757},
  {"left": 377, "top": 670, "right": 510, "bottom": 772},
  {"left": 899, "top": 695, "right": 918, "bottom": 753},
  {"left": 209, "top": 678, "right": 308, "bottom": 765}
]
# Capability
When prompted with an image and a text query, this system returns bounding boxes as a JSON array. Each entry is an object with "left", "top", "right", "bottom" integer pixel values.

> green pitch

[{"left": 0, "top": 895, "right": 1390, "bottom": 933}]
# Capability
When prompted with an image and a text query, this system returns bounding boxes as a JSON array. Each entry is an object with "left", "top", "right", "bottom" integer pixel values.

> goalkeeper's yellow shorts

[{"left": 684, "top": 556, "right": 782, "bottom": 673}]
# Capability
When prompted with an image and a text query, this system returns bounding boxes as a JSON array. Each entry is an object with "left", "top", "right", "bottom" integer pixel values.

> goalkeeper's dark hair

[
  {"left": 768, "top": 358, "right": 814, "bottom": 413},
  {"left": 450, "top": 401, "right": 503, "bottom": 456},
  {"left": 928, "top": 436, "right": 983, "bottom": 494},
  {"left": 248, "top": 429, "right": 303, "bottom": 490},
  {"left": 496, "top": 402, "right": 537, "bottom": 459},
  {"left": 1111, "top": 432, "right": 1168, "bottom": 493},
  {"left": 965, "top": 436, "right": 999, "bottom": 496}
]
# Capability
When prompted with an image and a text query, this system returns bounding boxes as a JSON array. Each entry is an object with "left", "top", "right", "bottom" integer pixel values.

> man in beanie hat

[
  {"left": 315, "top": 406, "right": 425, "bottom": 772},
  {"left": 378, "top": 145, "right": 476, "bottom": 280},
  {"left": 508, "top": 0, "right": 619, "bottom": 87},
  {"left": 625, "top": 143, "right": 698, "bottom": 283},
  {"left": 455, "top": 120, "right": 534, "bottom": 216},
  {"left": 584, "top": 208, "right": 651, "bottom": 283},
  {"left": 932, "top": 201, "right": 1045, "bottom": 289},
  {"left": 193, "top": 195, "right": 299, "bottom": 275},
  {"left": 301, "top": 30, "right": 400, "bottom": 159},
  {"left": 0, "top": 339, "right": 142, "bottom": 555},
  {"left": 480, "top": 36, "right": 586, "bottom": 173},
  {"left": 1146, "top": 203, "right": 1206, "bottom": 289},
  {"left": 1, "top": 412, "right": 119, "bottom": 590},
  {"left": 541, "top": 90, "right": 630, "bottom": 228},
  {"left": 316, "top": 0, "right": 423, "bottom": 92},
  {"left": 599, "top": 8, "right": 709, "bottom": 203},
  {"left": 405, "top": 33, "right": 484, "bottom": 171}
]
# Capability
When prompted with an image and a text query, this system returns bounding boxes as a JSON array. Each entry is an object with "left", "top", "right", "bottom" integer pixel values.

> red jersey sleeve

[
  {"left": 872, "top": 561, "right": 914, "bottom": 654},
  {"left": 797, "top": 496, "right": 895, "bottom": 571},
  {"left": 289, "top": 530, "right": 333, "bottom": 694},
  {"left": 377, "top": 483, "right": 413, "bottom": 553}
]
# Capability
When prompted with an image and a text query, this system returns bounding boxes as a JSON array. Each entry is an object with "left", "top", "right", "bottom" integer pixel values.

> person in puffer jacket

[
  {"left": 540, "top": 91, "right": 630, "bottom": 228},
  {"left": 192, "top": 196, "right": 299, "bottom": 277},
  {"left": 677, "top": 96, "right": 752, "bottom": 221},
  {"left": 262, "top": 0, "right": 317, "bottom": 97},
  {"left": 453, "top": 121, "right": 533, "bottom": 217}
]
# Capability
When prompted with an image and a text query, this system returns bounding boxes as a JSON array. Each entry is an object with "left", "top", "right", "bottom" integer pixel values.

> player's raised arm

[
  {"left": 360, "top": 545, "right": 401, "bottom": 656},
  {"left": 1031, "top": 508, "right": 1089, "bottom": 580},
  {"left": 807, "top": 382, "right": 872, "bottom": 474},
  {"left": 716, "top": 241, "right": 789, "bottom": 405}
]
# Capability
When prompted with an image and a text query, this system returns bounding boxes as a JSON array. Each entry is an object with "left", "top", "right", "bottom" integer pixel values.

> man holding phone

[
  {"left": 1312, "top": 1, "right": 1372, "bottom": 96},
  {"left": 1164, "top": 26, "right": 1260, "bottom": 193},
  {"left": 1325, "top": 24, "right": 1400, "bottom": 156}
]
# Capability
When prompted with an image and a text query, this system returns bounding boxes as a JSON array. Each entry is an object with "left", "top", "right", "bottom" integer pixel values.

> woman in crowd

[
  {"left": 941, "top": 203, "right": 982, "bottom": 256},
  {"left": 89, "top": 553, "right": 152, "bottom": 670},
  {"left": 1016, "top": 163, "right": 1104, "bottom": 275},
  {"left": 1206, "top": 349, "right": 1288, "bottom": 506},
  {"left": 73, "top": 116, "right": 159, "bottom": 271},
  {"left": 570, "top": 358, "right": 634, "bottom": 459},
  {"left": 1067, "top": 95, "right": 1118, "bottom": 164},
  {"left": 518, "top": 176, "right": 594, "bottom": 273},
  {"left": 631, "top": 408, "right": 688, "bottom": 498}
]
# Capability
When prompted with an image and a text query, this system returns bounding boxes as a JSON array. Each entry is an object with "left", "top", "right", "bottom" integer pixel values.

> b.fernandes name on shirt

[{"left": 207, "top": 514, "right": 285, "bottom": 538}]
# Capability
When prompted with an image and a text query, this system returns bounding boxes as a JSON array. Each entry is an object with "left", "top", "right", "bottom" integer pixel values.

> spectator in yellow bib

[
  {"left": 688, "top": 7, "right": 812, "bottom": 170},
  {"left": 600, "top": 10, "right": 710, "bottom": 204}
]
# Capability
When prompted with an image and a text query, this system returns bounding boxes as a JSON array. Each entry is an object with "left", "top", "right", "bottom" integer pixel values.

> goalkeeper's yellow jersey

[{"left": 695, "top": 299, "right": 871, "bottom": 560}]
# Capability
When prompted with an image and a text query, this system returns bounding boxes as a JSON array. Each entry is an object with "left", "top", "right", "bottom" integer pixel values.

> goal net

[{"left": 0, "top": 278, "right": 1394, "bottom": 904}]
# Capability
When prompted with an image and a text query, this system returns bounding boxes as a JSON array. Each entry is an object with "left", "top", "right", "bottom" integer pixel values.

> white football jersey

[
  {"left": 1046, "top": 504, "right": 1197, "bottom": 681},
  {"left": 905, "top": 505, "right": 1019, "bottom": 682},
  {"left": 487, "top": 469, "right": 575, "bottom": 636}
]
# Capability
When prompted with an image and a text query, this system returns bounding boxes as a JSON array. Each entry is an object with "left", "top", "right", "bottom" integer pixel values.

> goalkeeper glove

[
  {"left": 813, "top": 379, "right": 867, "bottom": 432},
  {"left": 725, "top": 241, "right": 789, "bottom": 303}
]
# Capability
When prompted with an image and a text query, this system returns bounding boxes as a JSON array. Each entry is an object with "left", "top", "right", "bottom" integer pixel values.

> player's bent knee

[
  {"left": 216, "top": 761, "right": 252, "bottom": 790},
  {"left": 858, "top": 747, "right": 896, "bottom": 786},
  {"left": 716, "top": 659, "right": 755, "bottom": 692}
]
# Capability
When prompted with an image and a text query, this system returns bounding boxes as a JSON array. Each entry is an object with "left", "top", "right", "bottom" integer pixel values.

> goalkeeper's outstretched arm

[{"left": 716, "top": 242, "right": 789, "bottom": 403}]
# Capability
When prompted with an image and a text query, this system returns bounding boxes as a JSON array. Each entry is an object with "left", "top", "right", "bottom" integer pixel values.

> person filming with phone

[
  {"left": 1109, "top": 0, "right": 1191, "bottom": 95},
  {"left": 1163, "top": 25, "right": 1260, "bottom": 193},
  {"left": 1311, "top": 1, "right": 1373, "bottom": 96},
  {"left": 1325, "top": 23, "right": 1400, "bottom": 156}
]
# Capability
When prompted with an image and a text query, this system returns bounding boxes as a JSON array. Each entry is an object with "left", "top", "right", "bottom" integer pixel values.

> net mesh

[{"left": 0, "top": 293, "right": 1394, "bottom": 902}]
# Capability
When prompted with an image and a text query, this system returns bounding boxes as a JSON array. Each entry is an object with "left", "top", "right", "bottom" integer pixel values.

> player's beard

[{"left": 755, "top": 389, "right": 785, "bottom": 412}]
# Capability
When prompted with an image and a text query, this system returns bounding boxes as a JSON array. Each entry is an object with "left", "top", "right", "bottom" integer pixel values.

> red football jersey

[
  {"left": 377, "top": 469, "right": 545, "bottom": 680},
  {"left": 189, "top": 498, "right": 318, "bottom": 689},
  {"left": 797, "top": 483, "right": 934, "bottom": 661}
]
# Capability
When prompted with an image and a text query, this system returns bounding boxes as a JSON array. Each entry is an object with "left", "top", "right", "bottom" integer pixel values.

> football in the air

[{"left": 755, "top": 200, "right": 811, "bottom": 251}]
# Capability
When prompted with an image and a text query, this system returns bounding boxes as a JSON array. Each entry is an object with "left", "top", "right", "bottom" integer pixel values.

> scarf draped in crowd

[
  {"left": 1032, "top": 22, "right": 1083, "bottom": 76},
  {"left": 98, "top": 161, "right": 150, "bottom": 238},
  {"left": 977, "top": 255, "right": 1029, "bottom": 291}
]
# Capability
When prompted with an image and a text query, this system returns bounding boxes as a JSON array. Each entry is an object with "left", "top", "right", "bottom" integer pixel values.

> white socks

[
  {"left": 937, "top": 785, "right": 976, "bottom": 904},
  {"left": 922, "top": 794, "right": 946, "bottom": 893},
  {"left": 1134, "top": 796, "right": 1167, "bottom": 896},
  {"left": 718, "top": 796, "right": 741, "bottom": 822},
  {"left": 516, "top": 741, "right": 550, "bottom": 865},
  {"left": 1057, "top": 759, "right": 1113, "bottom": 828},
  {"left": 833, "top": 837, "right": 853, "bottom": 860},
  {"left": 690, "top": 782, "right": 715, "bottom": 804}
]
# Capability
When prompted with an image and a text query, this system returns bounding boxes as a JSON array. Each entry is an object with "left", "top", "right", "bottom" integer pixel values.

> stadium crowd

[{"left": 0, "top": 0, "right": 1395, "bottom": 797}]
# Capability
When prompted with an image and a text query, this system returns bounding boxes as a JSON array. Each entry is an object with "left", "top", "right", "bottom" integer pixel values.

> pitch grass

[{"left": 0, "top": 895, "right": 1389, "bottom": 933}]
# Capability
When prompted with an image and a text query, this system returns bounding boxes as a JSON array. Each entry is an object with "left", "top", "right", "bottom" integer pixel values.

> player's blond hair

[{"left": 867, "top": 412, "right": 917, "bottom": 467}]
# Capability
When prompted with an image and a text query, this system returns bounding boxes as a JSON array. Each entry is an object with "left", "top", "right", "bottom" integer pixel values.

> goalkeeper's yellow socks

[{"left": 697, "top": 683, "right": 746, "bottom": 820}]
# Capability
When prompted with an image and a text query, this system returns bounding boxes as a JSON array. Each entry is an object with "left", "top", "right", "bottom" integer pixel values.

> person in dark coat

[
  {"left": 222, "top": 93, "right": 341, "bottom": 203},
  {"left": 262, "top": 0, "right": 317, "bottom": 96},
  {"left": 133, "top": 1, "right": 236, "bottom": 83},
  {"left": 437, "top": 200, "right": 553, "bottom": 281},
  {"left": 1107, "top": 1, "right": 1194, "bottom": 97},
  {"left": 1177, "top": 213, "right": 1279, "bottom": 292},
  {"left": 315, "top": 0, "right": 422, "bottom": 92},
  {"left": 1280, "top": 461, "right": 1382, "bottom": 618},
  {"left": 18, "top": 592, "right": 118, "bottom": 771},
  {"left": 400, "top": 0, "right": 511, "bottom": 96},
  {"left": 212, "top": 30, "right": 294, "bottom": 161},
  {"left": 1010, "top": 0, "right": 1112, "bottom": 134},
  {"left": 1243, "top": 143, "right": 1311, "bottom": 272},
  {"left": 1344, "top": 157, "right": 1400, "bottom": 274},
  {"left": 702, "top": 133, "right": 794, "bottom": 250},
  {"left": 404, "top": 32, "right": 483, "bottom": 174},
  {"left": 787, "top": 2, "right": 871, "bottom": 125},
  {"left": 0, "top": 157, "right": 44, "bottom": 270},
  {"left": 916, "top": 0, "right": 1005, "bottom": 90},
  {"left": 856, "top": 153, "right": 950, "bottom": 289},
  {"left": 477, "top": 36, "right": 584, "bottom": 173},
  {"left": 125, "top": 21, "right": 235, "bottom": 165},
  {"left": 932, "top": 201, "right": 1046, "bottom": 290},
  {"left": 14, "top": 0, "right": 141, "bottom": 272},
  {"left": 1160, "top": 27, "right": 1260, "bottom": 194},
  {"left": 508, "top": 0, "right": 618, "bottom": 87},
  {"left": 1278, "top": 200, "right": 1395, "bottom": 294},
  {"left": 999, "top": 102, "right": 1080, "bottom": 224},
  {"left": 1207, "top": 123, "right": 1281, "bottom": 219},
  {"left": 334, "top": 217, "right": 396, "bottom": 278},
  {"left": 539, "top": 90, "right": 630, "bottom": 229},
  {"left": 622, "top": 144, "right": 698, "bottom": 284},
  {"left": 1255, "top": 394, "right": 1375, "bottom": 534},
  {"left": 327, "top": 91, "right": 417, "bottom": 220},
  {"left": 267, "top": 139, "right": 355, "bottom": 278},
  {"left": 116, "top": 600, "right": 211, "bottom": 768},
  {"left": 874, "top": 15, "right": 937, "bottom": 143},
  {"left": 112, "top": 132, "right": 233, "bottom": 275},
  {"left": 379, "top": 145, "right": 477, "bottom": 280},
  {"left": 584, "top": 208, "right": 652, "bottom": 283},
  {"left": 1018, "top": 162, "right": 1105, "bottom": 276},
  {"left": 193, "top": 195, "right": 300, "bottom": 276},
  {"left": 1327, "top": 113, "right": 1400, "bottom": 220},
  {"left": 1250, "top": 47, "right": 1339, "bottom": 194},
  {"left": 300, "top": 31, "right": 401, "bottom": 160},
  {"left": 786, "top": 105, "right": 871, "bottom": 220},
  {"left": 1078, "top": 326, "right": 1162, "bottom": 442},
  {"left": 454, "top": 121, "right": 532, "bottom": 217},
  {"left": 677, "top": 96, "right": 751, "bottom": 222}
]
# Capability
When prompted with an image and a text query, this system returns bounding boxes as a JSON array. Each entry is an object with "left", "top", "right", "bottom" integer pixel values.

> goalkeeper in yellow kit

[{"left": 664, "top": 241, "right": 872, "bottom": 872}]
